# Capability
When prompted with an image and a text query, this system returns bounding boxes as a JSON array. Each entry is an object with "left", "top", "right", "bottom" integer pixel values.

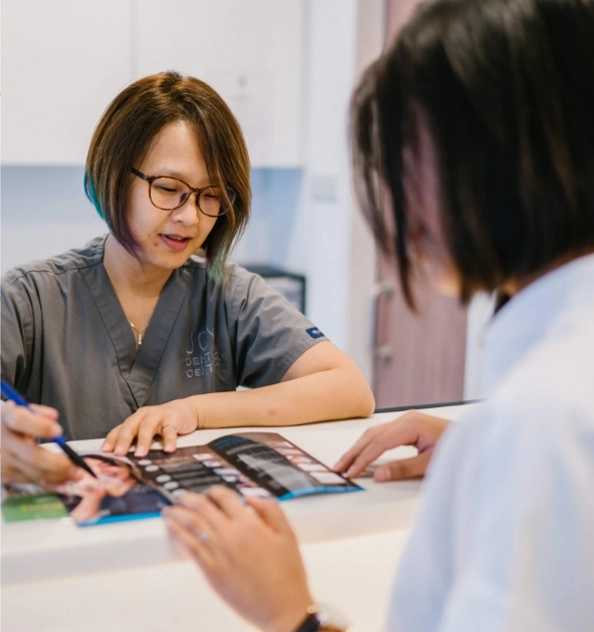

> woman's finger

[
  {"left": 1, "top": 450, "right": 41, "bottom": 483},
  {"left": 343, "top": 422, "right": 418, "bottom": 478},
  {"left": 5, "top": 433, "right": 67, "bottom": 476},
  {"left": 160, "top": 422, "right": 179, "bottom": 453},
  {"left": 332, "top": 425, "right": 383, "bottom": 472},
  {"left": 133, "top": 414, "right": 164, "bottom": 457},
  {"left": 246, "top": 495, "right": 293, "bottom": 535},
  {"left": 1, "top": 463, "right": 30, "bottom": 483},
  {"left": 205, "top": 485, "right": 251, "bottom": 520},
  {"left": 343, "top": 413, "right": 449, "bottom": 478},
  {"left": 373, "top": 449, "right": 433, "bottom": 481},
  {"left": 2, "top": 402, "right": 62, "bottom": 439},
  {"left": 163, "top": 512, "right": 217, "bottom": 571},
  {"left": 164, "top": 504, "right": 226, "bottom": 559},
  {"left": 2, "top": 448, "right": 58, "bottom": 484},
  {"left": 176, "top": 491, "right": 230, "bottom": 533},
  {"left": 100, "top": 426, "right": 120, "bottom": 452},
  {"left": 40, "top": 464, "right": 84, "bottom": 486},
  {"left": 111, "top": 417, "right": 143, "bottom": 456}
]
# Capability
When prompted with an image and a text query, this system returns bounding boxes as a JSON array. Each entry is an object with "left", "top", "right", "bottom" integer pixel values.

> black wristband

[{"left": 293, "top": 612, "right": 320, "bottom": 632}]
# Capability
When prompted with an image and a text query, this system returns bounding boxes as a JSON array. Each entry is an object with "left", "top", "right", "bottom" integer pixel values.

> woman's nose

[{"left": 171, "top": 193, "right": 200, "bottom": 223}]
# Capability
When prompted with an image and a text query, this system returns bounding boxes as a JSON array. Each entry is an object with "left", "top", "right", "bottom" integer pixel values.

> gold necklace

[{"left": 129, "top": 321, "right": 149, "bottom": 346}]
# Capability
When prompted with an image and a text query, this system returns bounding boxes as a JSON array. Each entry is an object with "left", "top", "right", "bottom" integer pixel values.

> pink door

[{"left": 372, "top": 0, "right": 468, "bottom": 408}]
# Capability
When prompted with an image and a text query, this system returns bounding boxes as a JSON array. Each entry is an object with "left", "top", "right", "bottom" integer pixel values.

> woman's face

[
  {"left": 125, "top": 120, "right": 219, "bottom": 272},
  {"left": 402, "top": 121, "right": 460, "bottom": 296}
]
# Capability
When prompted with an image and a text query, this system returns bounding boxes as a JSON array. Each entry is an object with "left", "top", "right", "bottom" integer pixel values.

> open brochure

[{"left": 2, "top": 432, "right": 362, "bottom": 527}]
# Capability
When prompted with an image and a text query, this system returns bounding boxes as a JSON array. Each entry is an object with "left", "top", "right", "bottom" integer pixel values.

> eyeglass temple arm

[{"left": 130, "top": 167, "right": 149, "bottom": 181}]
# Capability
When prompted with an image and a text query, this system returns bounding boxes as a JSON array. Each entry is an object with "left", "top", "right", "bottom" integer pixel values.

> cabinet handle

[
  {"left": 368, "top": 280, "right": 395, "bottom": 357},
  {"left": 374, "top": 345, "right": 393, "bottom": 361}
]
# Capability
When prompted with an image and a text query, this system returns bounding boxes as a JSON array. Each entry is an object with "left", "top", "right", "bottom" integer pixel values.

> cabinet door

[
  {"left": 135, "top": 0, "right": 304, "bottom": 167},
  {"left": 2, "top": 0, "right": 132, "bottom": 165},
  {"left": 373, "top": 255, "right": 468, "bottom": 408}
]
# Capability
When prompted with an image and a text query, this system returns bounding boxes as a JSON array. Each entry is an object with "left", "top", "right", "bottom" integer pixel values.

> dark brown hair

[
  {"left": 85, "top": 71, "right": 251, "bottom": 279},
  {"left": 351, "top": 0, "right": 594, "bottom": 306}
]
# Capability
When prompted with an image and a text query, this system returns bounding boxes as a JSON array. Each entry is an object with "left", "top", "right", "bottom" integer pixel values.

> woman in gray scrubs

[{"left": 1, "top": 72, "right": 375, "bottom": 471}]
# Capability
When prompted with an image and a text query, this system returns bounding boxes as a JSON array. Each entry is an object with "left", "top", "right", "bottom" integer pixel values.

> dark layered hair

[
  {"left": 85, "top": 72, "right": 251, "bottom": 280},
  {"left": 351, "top": 0, "right": 594, "bottom": 306}
]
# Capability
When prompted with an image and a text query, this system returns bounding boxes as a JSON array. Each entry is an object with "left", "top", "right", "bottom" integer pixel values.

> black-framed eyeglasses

[{"left": 131, "top": 167, "right": 236, "bottom": 217}]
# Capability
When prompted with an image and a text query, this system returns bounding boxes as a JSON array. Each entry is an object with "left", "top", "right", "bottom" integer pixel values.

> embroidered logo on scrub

[
  {"left": 185, "top": 327, "right": 220, "bottom": 378},
  {"left": 306, "top": 327, "right": 325, "bottom": 339}
]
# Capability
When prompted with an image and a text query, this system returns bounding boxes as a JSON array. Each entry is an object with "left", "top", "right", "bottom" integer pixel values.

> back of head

[
  {"left": 85, "top": 71, "right": 251, "bottom": 279},
  {"left": 351, "top": 0, "right": 594, "bottom": 305}
]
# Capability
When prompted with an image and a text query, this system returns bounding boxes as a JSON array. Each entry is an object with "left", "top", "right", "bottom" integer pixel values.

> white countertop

[{"left": 1, "top": 403, "right": 477, "bottom": 631}]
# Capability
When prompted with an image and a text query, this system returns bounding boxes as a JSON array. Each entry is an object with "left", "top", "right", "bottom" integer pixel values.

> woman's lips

[{"left": 160, "top": 234, "right": 192, "bottom": 251}]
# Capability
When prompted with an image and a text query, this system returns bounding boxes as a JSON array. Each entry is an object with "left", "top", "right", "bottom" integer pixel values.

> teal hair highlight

[
  {"left": 207, "top": 247, "right": 227, "bottom": 284},
  {"left": 84, "top": 171, "right": 105, "bottom": 220}
]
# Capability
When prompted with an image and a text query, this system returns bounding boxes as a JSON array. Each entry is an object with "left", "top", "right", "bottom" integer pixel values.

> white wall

[
  {"left": 1, "top": 167, "right": 106, "bottom": 270},
  {"left": 281, "top": 0, "right": 359, "bottom": 351},
  {"left": 464, "top": 293, "right": 496, "bottom": 399}
]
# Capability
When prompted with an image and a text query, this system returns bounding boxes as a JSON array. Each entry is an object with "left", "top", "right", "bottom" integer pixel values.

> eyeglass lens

[{"left": 150, "top": 177, "right": 233, "bottom": 216}]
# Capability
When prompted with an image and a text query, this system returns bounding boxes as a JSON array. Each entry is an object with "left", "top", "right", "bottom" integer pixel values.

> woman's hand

[
  {"left": 101, "top": 398, "right": 202, "bottom": 457},
  {"left": 333, "top": 411, "right": 451, "bottom": 481},
  {"left": 164, "top": 486, "right": 314, "bottom": 632},
  {"left": 1, "top": 401, "right": 83, "bottom": 485}
]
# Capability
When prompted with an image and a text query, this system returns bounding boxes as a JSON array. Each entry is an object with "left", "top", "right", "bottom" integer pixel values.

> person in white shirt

[{"left": 165, "top": 0, "right": 594, "bottom": 630}]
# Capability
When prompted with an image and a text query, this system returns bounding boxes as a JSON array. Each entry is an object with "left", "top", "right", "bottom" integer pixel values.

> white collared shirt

[{"left": 386, "top": 255, "right": 594, "bottom": 632}]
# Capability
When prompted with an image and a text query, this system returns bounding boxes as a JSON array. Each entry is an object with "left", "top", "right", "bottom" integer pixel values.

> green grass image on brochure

[{"left": 2, "top": 494, "right": 69, "bottom": 522}]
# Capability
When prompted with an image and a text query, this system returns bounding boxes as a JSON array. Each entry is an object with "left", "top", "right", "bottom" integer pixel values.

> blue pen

[{"left": 1, "top": 380, "right": 98, "bottom": 478}]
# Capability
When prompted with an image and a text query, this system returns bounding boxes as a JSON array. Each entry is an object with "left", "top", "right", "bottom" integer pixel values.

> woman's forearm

[
  {"left": 189, "top": 366, "right": 375, "bottom": 429},
  {"left": 102, "top": 342, "right": 375, "bottom": 456}
]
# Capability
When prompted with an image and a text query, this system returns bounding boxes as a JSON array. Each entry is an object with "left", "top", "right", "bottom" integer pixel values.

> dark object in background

[{"left": 243, "top": 264, "right": 307, "bottom": 314}]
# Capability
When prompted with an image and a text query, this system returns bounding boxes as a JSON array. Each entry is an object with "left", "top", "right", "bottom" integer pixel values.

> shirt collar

[{"left": 483, "top": 254, "right": 594, "bottom": 394}]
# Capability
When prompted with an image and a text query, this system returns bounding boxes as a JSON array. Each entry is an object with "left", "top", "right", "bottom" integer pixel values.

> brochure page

[
  {"left": 57, "top": 454, "right": 170, "bottom": 526},
  {"left": 131, "top": 432, "right": 361, "bottom": 502},
  {"left": 2, "top": 432, "right": 362, "bottom": 526}
]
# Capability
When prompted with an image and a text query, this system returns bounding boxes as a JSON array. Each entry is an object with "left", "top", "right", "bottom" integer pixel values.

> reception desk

[{"left": 1, "top": 403, "right": 477, "bottom": 632}]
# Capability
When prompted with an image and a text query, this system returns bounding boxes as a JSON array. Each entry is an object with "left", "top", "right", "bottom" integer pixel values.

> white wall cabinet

[
  {"left": 135, "top": 0, "right": 304, "bottom": 167},
  {"left": 2, "top": 0, "right": 132, "bottom": 165},
  {"left": 2, "top": 0, "right": 304, "bottom": 167}
]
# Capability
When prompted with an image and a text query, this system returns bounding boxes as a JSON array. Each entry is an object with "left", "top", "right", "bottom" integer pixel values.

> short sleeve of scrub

[
  {"left": 224, "top": 264, "right": 327, "bottom": 388},
  {"left": 1, "top": 275, "right": 35, "bottom": 395}
]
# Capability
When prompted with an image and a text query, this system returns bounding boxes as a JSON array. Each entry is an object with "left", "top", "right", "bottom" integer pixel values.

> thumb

[
  {"left": 246, "top": 496, "right": 294, "bottom": 535},
  {"left": 374, "top": 449, "right": 432, "bottom": 482}
]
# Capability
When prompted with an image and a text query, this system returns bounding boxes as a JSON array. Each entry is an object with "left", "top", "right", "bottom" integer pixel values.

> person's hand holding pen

[{"left": 1, "top": 401, "right": 84, "bottom": 485}]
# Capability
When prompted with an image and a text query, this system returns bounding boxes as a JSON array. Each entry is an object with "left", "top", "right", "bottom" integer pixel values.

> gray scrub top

[{"left": 1, "top": 235, "right": 327, "bottom": 440}]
